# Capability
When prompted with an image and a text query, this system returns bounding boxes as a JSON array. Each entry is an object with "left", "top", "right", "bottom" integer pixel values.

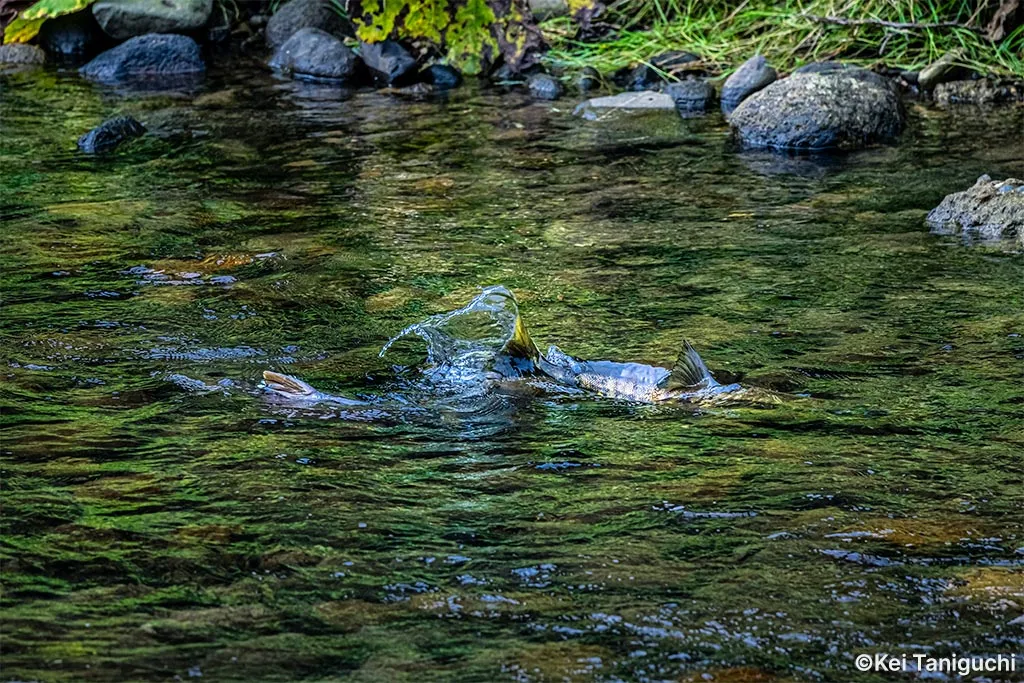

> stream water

[{"left": 2, "top": 66, "right": 1023, "bottom": 682}]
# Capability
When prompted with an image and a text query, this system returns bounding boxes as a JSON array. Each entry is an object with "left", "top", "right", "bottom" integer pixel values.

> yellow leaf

[{"left": 4, "top": 0, "right": 96, "bottom": 43}]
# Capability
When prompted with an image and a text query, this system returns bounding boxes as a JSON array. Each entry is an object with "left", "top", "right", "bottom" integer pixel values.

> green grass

[{"left": 542, "top": 0, "right": 1024, "bottom": 78}]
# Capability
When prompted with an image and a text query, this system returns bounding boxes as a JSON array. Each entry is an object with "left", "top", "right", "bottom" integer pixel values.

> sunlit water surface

[{"left": 2, "top": 66, "right": 1023, "bottom": 682}]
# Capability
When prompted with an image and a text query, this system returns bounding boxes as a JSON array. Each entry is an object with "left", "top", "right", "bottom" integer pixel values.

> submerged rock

[
  {"left": 78, "top": 115, "right": 146, "bottom": 153},
  {"left": 926, "top": 175, "right": 1024, "bottom": 243},
  {"left": 360, "top": 40, "right": 417, "bottom": 85},
  {"left": 80, "top": 34, "right": 205, "bottom": 83},
  {"left": 0, "top": 43, "right": 45, "bottom": 68},
  {"left": 527, "top": 72, "right": 563, "bottom": 100},
  {"left": 268, "top": 27, "right": 358, "bottom": 81},
  {"left": 265, "top": 0, "right": 348, "bottom": 49},
  {"left": 721, "top": 55, "right": 776, "bottom": 109},
  {"left": 665, "top": 79, "right": 715, "bottom": 113},
  {"left": 92, "top": 0, "right": 212, "bottom": 40},
  {"left": 39, "top": 11, "right": 106, "bottom": 63},
  {"left": 425, "top": 63, "right": 461, "bottom": 90},
  {"left": 729, "top": 69, "right": 904, "bottom": 150}
]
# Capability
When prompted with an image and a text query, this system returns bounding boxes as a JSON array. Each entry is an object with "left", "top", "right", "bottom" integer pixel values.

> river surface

[{"left": 2, "top": 65, "right": 1023, "bottom": 682}]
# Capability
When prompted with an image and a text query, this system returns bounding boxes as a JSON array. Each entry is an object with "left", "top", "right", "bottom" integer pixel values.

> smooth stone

[
  {"left": 80, "top": 33, "right": 205, "bottom": 83},
  {"left": 573, "top": 90, "right": 675, "bottom": 118},
  {"left": 926, "top": 174, "right": 1024, "bottom": 243},
  {"left": 664, "top": 79, "right": 715, "bottom": 112},
  {"left": 527, "top": 73, "right": 563, "bottom": 100},
  {"left": 360, "top": 40, "right": 417, "bottom": 85},
  {"left": 268, "top": 27, "right": 358, "bottom": 81},
  {"left": 729, "top": 70, "right": 904, "bottom": 150},
  {"left": 528, "top": 0, "right": 568, "bottom": 20},
  {"left": 39, "top": 11, "right": 106, "bottom": 63},
  {"left": 721, "top": 54, "right": 776, "bottom": 108},
  {"left": 265, "top": 0, "right": 347, "bottom": 49},
  {"left": 425, "top": 63, "right": 461, "bottom": 90},
  {"left": 77, "top": 115, "right": 146, "bottom": 153},
  {"left": 577, "top": 66, "right": 601, "bottom": 92},
  {"left": 92, "top": 0, "right": 212, "bottom": 40}
]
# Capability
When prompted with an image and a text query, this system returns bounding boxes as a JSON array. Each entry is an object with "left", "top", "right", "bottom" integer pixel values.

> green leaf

[{"left": 4, "top": 0, "right": 96, "bottom": 43}]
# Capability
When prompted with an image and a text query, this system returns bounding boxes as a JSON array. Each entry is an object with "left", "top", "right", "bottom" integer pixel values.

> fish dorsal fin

[
  {"left": 263, "top": 370, "right": 317, "bottom": 396},
  {"left": 664, "top": 340, "right": 714, "bottom": 390},
  {"left": 502, "top": 311, "right": 541, "bottom": 362}
]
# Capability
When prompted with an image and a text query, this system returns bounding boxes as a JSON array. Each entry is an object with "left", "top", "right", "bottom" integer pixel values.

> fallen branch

[{"left": 802, "top": 13, "right": 983, "bottom": 34}]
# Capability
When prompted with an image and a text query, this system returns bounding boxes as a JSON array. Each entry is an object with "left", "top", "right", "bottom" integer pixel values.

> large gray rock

[
  {"left": 359, "top": 40, "right": 417, "bottom": 85},
  {"left": 0, "top": 43, "right": 45, "bottom": 68},
  {"left": 268, "top": 27, "right": 358, "bottom": 81},
  {"left": 80, "top": 33, "right": 205, "bottom": 83},
  {"left": 78, "top": 115, "right": 146, "bottom": 153},
  {"left": 528, "top": 72, "right": 563, "bottom": 100},
  {"left": 721, "top": 55, "right": 776, "bottom": 108},
  {"left": 92, "top": 0, "right": 212, "bottom": 40},
  {"left": 729, "top": 70, "right": 904, "bottom": 150},
  {"left": 927, "top": 175, "right": 1024, "bottom": 243},
  {"left": 265, "top": 0, "right": 347, "bottom": 49}
]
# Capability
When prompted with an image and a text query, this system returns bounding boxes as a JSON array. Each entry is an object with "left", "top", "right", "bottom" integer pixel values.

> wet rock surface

[
  {"left": 721, "top": 54, "right": 776, "bottom": 109},
  {"left": 934, "top": 79, "right": 1024, "bottom": 105},
  {"left": 265, "top": 0, "right": 348, "bottom": 50},
  {"left": 80, "top": 33, "right": 205, "bottom": 83},
  {"left": 268, "top": 27, "right": 359, "bottom": 81},
  {"left": 574, "top": 90, "right": 675, "bottom": 118},
  {"left": 77, "top": 115, "right": 146, "bottom": 153},
  {"left": 0, "top": 43, "right": 46, "bottom": 67},
  {"left": 927, "top": 174, "right": 1024, "bottom": 243},
  {"left": 424, "top": 64, "right": 461, "bottom": 90},
  {"left": 665, "top": 79, "right": 715, "bottom": 113},
  {"left": 576, "top": 66, "right": 601, "bottom": 92},
  {"left": 360, "top": 40, "right": 417, "bottom": 85},
  {"left": 527, "top": 73, "right": 563, "bottom": 100},
  {"left": 729, "top": 68, "right": 904, "bottom": 150},
  {"left": 91, "top": 0, "right": 213, "bottom": 40}
]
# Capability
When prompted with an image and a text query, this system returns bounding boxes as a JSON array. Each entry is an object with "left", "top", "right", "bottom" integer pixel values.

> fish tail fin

[
  {"left": 263, "top": 370, "right": 318, "bottom": 396},
  {"left": 665, "top": 340, "right": 716, "bottom": 390},
  {"left": 502, "top": 309, "right": 541, "bottom": 362}
]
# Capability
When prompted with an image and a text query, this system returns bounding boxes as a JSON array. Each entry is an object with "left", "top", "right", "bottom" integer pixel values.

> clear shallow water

[{"left": 2, "top": 66, "right": 1023, "bottom": 682}]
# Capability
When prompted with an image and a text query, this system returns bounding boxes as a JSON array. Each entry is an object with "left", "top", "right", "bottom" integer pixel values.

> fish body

[{"left": 262, "top": 286, "right": 759, "bottom": 408}]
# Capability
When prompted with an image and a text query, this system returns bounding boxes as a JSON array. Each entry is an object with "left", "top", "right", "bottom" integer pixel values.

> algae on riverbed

[{"left": 2, "top": 67, "right": 1023, "bottom": 682}]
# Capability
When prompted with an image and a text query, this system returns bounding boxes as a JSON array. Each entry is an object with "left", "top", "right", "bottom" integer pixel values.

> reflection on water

[{"left": 2, "top": 65, "right": 1023, "bottom": 682}]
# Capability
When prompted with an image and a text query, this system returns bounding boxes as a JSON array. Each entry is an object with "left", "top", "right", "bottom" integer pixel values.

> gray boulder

[
  {"left": 0, "top": 43, "right": 45, "bottom": 68},
  {"left": 934, "top": 79, "right": 1022, "bottom": 105},
  {"left": 721, "top": 55, "right": 776, "bottom": 108},
  {"left": 927, "top": 175, "right": 1024, "bottom": 243},
  {"left": 425, "top": 63, "right": 461, "bottom": 90},
  {"left": 39, "top": 12, "right": 106, "bottom": 63},
  {"left": 80, "top": 33, "right": 205, "bottom": 83},
  {"left": 268, "top": 27, "right": 358, "bottom": 81},
  {"left": 91, "top": 0, "right": 212, "bottom": 40},
  {"left": 729, "top": 70, "right": 904, "bottom": 150},
  {"left": 665, "top": 79, "right": 715, "bottom": 113},
  {"left": 265, "top": 0, "right": 347, "bottom": 49},
  {"left": 78, "top": 115, "right": 146, "bottom": 153},
  {"left": 359, "top": 40, "right": 417, "bottom": 85},
  {"left": 527, "top": 72, "right": 563, "bottom": 100}
]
